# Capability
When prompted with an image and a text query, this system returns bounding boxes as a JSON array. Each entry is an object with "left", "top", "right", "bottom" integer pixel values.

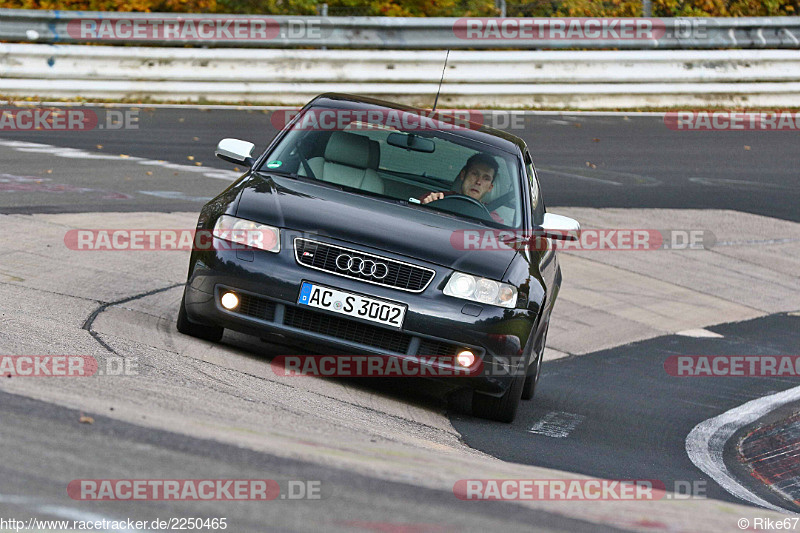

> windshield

[{"left": 259, "top": 107, "right": 525, "bottom": 229}]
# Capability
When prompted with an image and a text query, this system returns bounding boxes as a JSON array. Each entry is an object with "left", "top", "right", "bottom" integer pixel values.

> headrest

[
  {"left": 324, "top": 132, "right": 371, "bottom": 169},
  {"left": 367, "top": 140, "right": 380, "bottom": 170}
]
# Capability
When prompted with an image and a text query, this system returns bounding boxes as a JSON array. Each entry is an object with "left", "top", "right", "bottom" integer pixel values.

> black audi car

[{"left": 177, "top": 94, "right": 579, "bottom": 422}]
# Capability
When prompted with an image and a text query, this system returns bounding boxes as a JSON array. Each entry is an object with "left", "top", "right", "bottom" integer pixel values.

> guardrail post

[
  {"left": 642, "top": 0, "right": 652, "bottom": 17},
  {"left": 317, "top": 3, "right": 328, "bottom": 16},
  {"left": 495, "top": 0, "right": 506, "bottom": 18}
]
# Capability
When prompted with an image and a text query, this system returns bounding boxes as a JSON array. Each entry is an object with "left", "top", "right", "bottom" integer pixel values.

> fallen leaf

[
  {"left": 195, "top": 162, "right": 202, "bottom": 166},
  {"left": 573, "top": 123, "right": 582, "bottom": 128},
  {"left": 592, "top": 138, "right": 600, "bottom": 142},
  {"left": 146, "top": 171, "right": 153, "bottom": 175},
  {"left": 233, "top": 167, "right": 240, "bottom": 172},
  {"left": 187, "top": 155, "right": 195, "bottom": 161},
  {"left": 96, "top": 144, "right": 103, "bottom": 149},
  {"left": 120, "top": 154, "right": 130, "bottom": 158},
  {"left": 46, "top": 169, "right": 52, "bottom": 174},
  {"left": 744, "top": 145, "right": 751, "bottom": 150},
  {"left": 192, "top": 136, "right": 200, "bottom": 141},
  {"left": 178, "top": 117, "right": 185, "bottom": 123},
  {"left": 79, "top": 414, "right": 94, "bottom": 424}
]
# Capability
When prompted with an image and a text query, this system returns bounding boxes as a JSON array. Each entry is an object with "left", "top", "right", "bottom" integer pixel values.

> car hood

[{"left": 235, "top": 173, "right": 517, "bottom": 280}]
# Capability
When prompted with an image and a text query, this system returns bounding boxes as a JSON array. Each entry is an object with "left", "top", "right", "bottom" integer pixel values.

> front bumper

[{"left": 184, "top": 236, "right": 538, "bottom": 395}]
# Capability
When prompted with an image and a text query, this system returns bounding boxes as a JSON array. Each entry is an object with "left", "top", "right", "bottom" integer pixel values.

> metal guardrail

[
  {"left": 3, "top": 44, "right": 800, "bottom": 108},
  {"left": 4, "top": 46, "right": 799, "bottom": 84},
  {"left": 1, "top": 8, "right": 800, "bottom": 49}
]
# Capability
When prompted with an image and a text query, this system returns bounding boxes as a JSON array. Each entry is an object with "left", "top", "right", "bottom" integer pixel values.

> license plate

[{"left": 297, "top": 282, "right": 406, "bottom": 329}]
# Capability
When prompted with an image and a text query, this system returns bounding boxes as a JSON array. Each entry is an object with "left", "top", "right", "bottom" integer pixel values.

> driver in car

[{"left": 419, "top": 153, "right": 504, "bottom": 224}]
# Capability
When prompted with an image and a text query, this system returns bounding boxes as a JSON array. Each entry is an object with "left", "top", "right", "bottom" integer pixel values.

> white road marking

[
  {"left": 538, "top": 168, "right": 624, "bottom": 187},
  {"left": 528, "top": 411, "right": 585, "bottom": 438},
  {"left": 689, "top": 177, "right": 793, "bottom": 191},
  {"left": 676, "top": 328, "right": 724, "bottom": 338},
  {"left": 686, "top": 385, "right": 800, "bottom": 513},
  {"left": 0, "top": 138, "right": 239, "bottom": 181},
  {"left": 139, "top": 190, "right": 211, "bottom": 202}
]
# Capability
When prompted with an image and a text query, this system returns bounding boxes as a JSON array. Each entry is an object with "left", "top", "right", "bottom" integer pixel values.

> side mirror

[
  {"left": 539, "top": 213, "right": 580, "bottom": 241},
  {"left": 215, "top": 138, "right": 255, "bottom": 167}
]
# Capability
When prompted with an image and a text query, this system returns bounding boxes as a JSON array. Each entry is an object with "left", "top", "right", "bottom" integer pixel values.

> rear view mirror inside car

[{"left": 387, "top": 132, "right": 435, "bottom": 153}]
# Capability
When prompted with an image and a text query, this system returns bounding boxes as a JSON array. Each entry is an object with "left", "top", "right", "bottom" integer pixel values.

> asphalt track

[
  {"left": 2, "top": 106, "right": 799, "bottom": 221},
  {"left": 452, "top": 312, "right": 800, "bottom": 512},
  {"left": 2, "top": 107, "right": 800, "bottom": 530},
  {"left": 1, "top": 390, "right": 615, "bottom": 533}
]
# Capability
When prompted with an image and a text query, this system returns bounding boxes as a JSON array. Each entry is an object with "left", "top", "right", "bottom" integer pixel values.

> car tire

[
  {"left": 176, "top": 295, "right": 224, "bottom": 342},
  {"left": 522, "top": 323, "right": 548, "bottom": 401},
  {"left": 521, "top": 356, "right": 540, "bottom": 401},
  {"left": 472, "top": 372, "right": 525, "bottom": 423}
]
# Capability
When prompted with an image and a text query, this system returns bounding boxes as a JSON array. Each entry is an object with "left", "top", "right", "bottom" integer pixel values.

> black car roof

[{"left": 307, "top": 93, "right": 526, "bottom": 156}]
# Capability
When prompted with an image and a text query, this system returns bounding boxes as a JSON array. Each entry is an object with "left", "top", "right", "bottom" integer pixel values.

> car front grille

[
  {"left": 283, "top": 305, "right": 412, "bottom": 354},
  {"left": 294, "top": 238, "right": 435, "bottom": 293}
]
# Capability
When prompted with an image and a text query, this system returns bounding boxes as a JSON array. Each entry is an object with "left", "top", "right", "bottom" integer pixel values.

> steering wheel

[{"left": 429, "top": 194, "right": 493, "bottom": 220}]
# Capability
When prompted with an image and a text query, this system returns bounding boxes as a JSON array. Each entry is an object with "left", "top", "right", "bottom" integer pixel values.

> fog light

[
  {"left": 456, "top": 350, "right": 476, "bottom": 368},
  {"left": 221, "top": 291, "right": 239, "bottom": 310}
]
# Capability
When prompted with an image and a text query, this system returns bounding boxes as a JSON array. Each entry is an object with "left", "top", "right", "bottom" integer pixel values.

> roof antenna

[{"left": 432, "top": 49, "right": 450, "bottom": 113}]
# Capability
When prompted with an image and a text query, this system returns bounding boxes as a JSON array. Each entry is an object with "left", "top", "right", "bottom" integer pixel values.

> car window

[{"left": 262, "top": 108, "right": 524, "bottom": 229}]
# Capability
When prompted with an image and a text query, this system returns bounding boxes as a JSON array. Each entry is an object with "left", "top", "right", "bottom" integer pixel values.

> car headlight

[
  {"left": 444, "top": 272, "right": 518, "bottom": 308},
  {"left": 213, "top": 215, "right": 280, "bottom": 253}
]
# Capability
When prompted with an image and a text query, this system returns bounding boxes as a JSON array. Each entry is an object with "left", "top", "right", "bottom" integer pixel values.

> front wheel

[
  {"left": 472, "top": 373, "right": 525, "bottom": 423},
  {"left": 522, "top": 323, "right": 548, "bottom": 401},
  {"left": 176, "top": 295, "right": 224, "bottom": 342},
  {"left": 521, "top": 357, "right": 540, "bottom": 401}
]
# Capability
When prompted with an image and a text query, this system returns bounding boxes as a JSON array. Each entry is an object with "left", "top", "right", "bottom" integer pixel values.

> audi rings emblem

[{"left": 335, "top": 254, "right": 389, "bottom": 280}]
